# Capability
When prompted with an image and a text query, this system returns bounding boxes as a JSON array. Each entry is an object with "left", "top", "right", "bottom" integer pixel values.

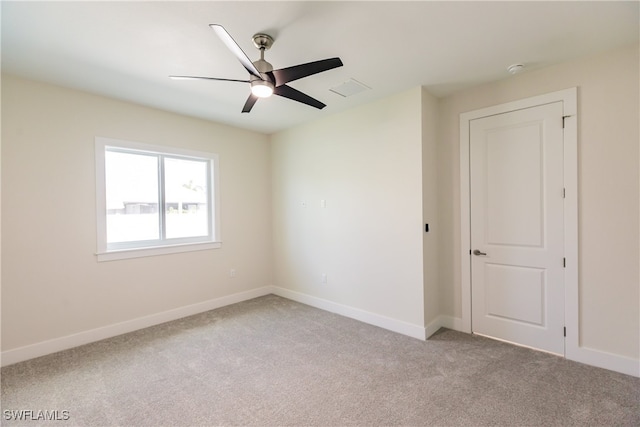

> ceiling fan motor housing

[
  {"left": 248, "top": 58, "right": 273, "bottom": 98},
  {"left": 250, "top": 57, "right": 275, "bottom": 96},
  {"left": 253, "top": 58, "right": 273, "bottom": 75},
  {"left": 252, "top": 33, "right": 275, "bottom": 87}
]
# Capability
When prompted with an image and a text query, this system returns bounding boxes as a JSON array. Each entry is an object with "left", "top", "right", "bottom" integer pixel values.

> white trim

[
  {"left": 456, "top": 88, "right": 639, "bottom": 378},
  {"left": 424, "top": 315, "right": 465, "bottom": 339},
  {"left": 459, "top": 89, "right": 579, "bottom": 354},
  {"left": 7, "top": 284, "right": 634, "bottom": 376},
  {"left": 96, "top": 241, "right": 222, "bottom": 262},
  {"left": 568, "top": 346, "right": 640, "bottom": 378},
  {"left": 561, "top": 113, "right": 581, "bottom": 363},
  {"left": 271, "top": 287, "right": 427, "bottom": 340},
  {"left": 424, "top": 316, "right": 443, "bottom": 339},
  {"left": 96, "top": 137, "right": 219, "bottom": 161},
  {"left": 94, "top": 137, "right": 222, "bottom": 261},
  {"left": 1, "top": 287, "right": 272, "bottom": 367}
]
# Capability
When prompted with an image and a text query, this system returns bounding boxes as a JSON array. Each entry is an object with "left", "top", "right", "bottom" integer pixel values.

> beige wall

[
  {"left": 437, "top": 44, "right": 640, "bottom": 359},
  {"left": 2, "top": 43, "right": 638, "bottom": 367},
  {"left": 271, "top": 88, "right": 426, "bottom": 327},
  {"left": 421, "top": 88, "right": 440, "bottom": 327},
  {"left": 1, "top": 75, "right": 272, "bottom": 351}
]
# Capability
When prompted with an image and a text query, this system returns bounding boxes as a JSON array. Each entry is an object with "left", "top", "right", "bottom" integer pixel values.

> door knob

[{"left": 473, "top": 249, "right": 487, "bottom": 256}]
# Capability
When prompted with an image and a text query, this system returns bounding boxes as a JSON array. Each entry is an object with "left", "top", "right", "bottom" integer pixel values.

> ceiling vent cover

[{"left": 330, "top": 78, "right": 371, "bottom": 97}]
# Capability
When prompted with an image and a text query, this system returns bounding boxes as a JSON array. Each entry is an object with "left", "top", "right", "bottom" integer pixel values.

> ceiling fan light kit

[
  {"left": 251, "top": 80, "right": 274, "bottom": 98},
  {"left": 170, "top": 24, "right": 344, "bottom": 113}
]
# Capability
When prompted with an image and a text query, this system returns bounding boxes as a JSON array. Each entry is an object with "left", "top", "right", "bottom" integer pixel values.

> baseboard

[
  {"left": 424, "top": 316, "right": 442, "bottom": 339},
  {"left": 7, "top": 288, "right": 635, "bottom": 378},
  {"left": 437, "top": 315, "right": 638, "bottom": 377},
  {"left": 271, "top": 286, "right": 426, "bottom": 340},
  {"left": 567, "top": 344, "right": 639, "bottom": 378},
  {"left": 432, "top": 315, "right": 638, "bottom": 377},
  {"left": 426, "top": 315, "right": 638, "bottom": 377},
  {"left": 424, "top": 315, "right": 465, "bottom": 339},
  {"left": 1, "top": 286, "right": 273, "bottom": 367}
]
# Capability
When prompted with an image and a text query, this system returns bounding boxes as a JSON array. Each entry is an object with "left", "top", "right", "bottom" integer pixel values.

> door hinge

[
  {"left": 563, "top": 188, "right": 566, "bottom": 198},
  {"left": 563, "top": 258, "right": 566, "bottom": 268},
  {"left": 563, "top": 327, "right": 566, "bottom": 337},
  {"left": 562, "top": 114, "right": 575, "bottom": 128}
]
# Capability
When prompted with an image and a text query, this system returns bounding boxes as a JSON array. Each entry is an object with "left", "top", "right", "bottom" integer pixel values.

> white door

[{"left": 470, "top": 101, "right": 565, "bottom": 355}]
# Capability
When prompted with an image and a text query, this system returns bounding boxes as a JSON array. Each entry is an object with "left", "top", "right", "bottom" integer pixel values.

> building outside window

[{"left": 95, "top": 137, "right": 220, "bottom": 261}]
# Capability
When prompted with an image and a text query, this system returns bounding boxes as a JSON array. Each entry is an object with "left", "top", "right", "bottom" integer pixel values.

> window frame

[{"left": 95, "top": 137, "right": 221, "bottom": 262}]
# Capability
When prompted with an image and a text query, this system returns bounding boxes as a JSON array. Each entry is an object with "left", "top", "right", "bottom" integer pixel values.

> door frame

[{"left": 459, "top": 87, "right": 578, "bottom": 357}]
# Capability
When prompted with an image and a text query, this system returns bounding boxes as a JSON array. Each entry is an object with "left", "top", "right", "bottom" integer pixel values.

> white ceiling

[{"left": 2, "top": 1, "right": 638, "bottom": 134}]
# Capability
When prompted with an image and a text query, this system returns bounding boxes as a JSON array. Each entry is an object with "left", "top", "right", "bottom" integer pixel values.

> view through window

[{"left": 96, "top": 138, "right": 220, "bottom": 261}]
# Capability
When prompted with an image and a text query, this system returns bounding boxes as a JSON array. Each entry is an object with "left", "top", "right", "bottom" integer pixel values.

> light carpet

[{"left": 2, "top": 295, "right": 639, "bottom": 426}]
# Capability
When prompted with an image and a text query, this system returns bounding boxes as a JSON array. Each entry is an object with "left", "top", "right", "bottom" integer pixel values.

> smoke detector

[{"left": 507, "top": 64, "right": 525, "bottom": 75}]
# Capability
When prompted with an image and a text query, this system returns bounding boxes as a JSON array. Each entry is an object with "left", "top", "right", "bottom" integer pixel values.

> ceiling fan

[{"left": 170, "top": 24, "right": 344, "bottom": 113}]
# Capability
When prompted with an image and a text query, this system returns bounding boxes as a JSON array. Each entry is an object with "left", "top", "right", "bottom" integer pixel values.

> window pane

[
  {"left": 105, "top": 150, "right": 159, "bottom": 243},
  {"left": 164, "top": 157, "right": 209, "bottom": 239}
]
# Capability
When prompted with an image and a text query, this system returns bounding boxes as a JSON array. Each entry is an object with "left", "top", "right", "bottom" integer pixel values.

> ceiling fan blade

[
  {"left": 242, "top": 94, "right": 259, "bottom": 113},
  {"left": 269, "top": 58, "right": 343, "bottom": 87},
  {"left": 170, "top": 75, "right": 250, "bottom": 83},
  {"left": 210, "top": 24, "right": 261, "bottom": 78},
  {"left": 274, "top": 85, "right": 326, "bottom": 109}
]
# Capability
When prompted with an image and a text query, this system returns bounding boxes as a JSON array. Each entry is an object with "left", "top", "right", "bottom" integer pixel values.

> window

[{"left": 95, "top": 137, "right": 220, "bottom": 261}]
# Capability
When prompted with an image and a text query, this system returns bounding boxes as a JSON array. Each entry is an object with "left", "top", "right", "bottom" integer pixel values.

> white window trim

[{"left": 95, "top": 137, "right": 221, "bottom": 262}]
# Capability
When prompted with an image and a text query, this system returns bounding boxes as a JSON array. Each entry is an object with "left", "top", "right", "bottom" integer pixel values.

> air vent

[{"left": 330, "top": 78, "right": 371, "bottom": 97}]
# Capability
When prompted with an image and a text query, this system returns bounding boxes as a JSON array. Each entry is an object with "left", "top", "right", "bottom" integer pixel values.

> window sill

[{"left": 96, "top": 241, "right": 221, "bottom": 262}]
